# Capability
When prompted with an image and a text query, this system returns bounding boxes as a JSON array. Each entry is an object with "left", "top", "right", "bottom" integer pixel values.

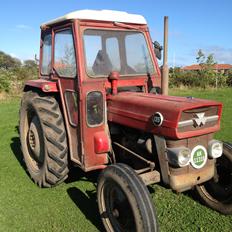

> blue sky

[{"left": 1, "top": 0, "right": 232, "bottom": 66}]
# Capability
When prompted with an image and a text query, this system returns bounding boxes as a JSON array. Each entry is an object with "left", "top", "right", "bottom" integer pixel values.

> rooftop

[
  {"left": 182, "top": 64, "right": 232, "bottom": 71},
  {"left": 41, "top": 9, "right": 147, "bottom": 28}
]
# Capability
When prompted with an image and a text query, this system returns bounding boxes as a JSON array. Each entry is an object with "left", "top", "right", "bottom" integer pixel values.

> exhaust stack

[{"left": 161, "top": 16, "right": 169, "bottom": 95}]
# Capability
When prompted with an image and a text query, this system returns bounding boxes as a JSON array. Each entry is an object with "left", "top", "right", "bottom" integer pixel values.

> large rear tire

[
  {"left": 19, "top": 91, "right": 69, "bottom": 187},
  {"left": 196, "top": 143, "right": 232, "bottom": 214},
  {"left": 97, "top": 163, "right": 158, "bottom": 232}
]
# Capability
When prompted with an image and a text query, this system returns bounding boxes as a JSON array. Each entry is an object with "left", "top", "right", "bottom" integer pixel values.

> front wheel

[
  {"left": 97, "top": 163, "right": 158, "bottom": 232},
  {"left": 196, "top": 142, "right": 232, "bottom": 214}
]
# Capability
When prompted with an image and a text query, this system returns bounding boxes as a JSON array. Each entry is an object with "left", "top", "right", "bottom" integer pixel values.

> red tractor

[{"left": 19, "top": 10, "right": 232, "bottom": 231}]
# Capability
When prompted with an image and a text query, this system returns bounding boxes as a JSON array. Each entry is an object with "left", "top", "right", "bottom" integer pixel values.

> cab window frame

[
  {"left": 82, "top": 28, "right": 156, "bottom": 79},
  {"left": 40, "top": 30, "right": 52, "bottom": 76},
  {"left": 53, "top": 25, "right": 77, "bottom": 79}
]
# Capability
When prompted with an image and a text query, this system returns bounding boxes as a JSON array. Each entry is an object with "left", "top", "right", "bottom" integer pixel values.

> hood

[{"left": 107, "top": 92, "right": 222, "bottom": 139}]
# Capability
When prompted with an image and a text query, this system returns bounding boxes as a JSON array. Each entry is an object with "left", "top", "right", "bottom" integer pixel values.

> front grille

[{"left": 178, "top": 106, "right": 219, "bottom": 133}]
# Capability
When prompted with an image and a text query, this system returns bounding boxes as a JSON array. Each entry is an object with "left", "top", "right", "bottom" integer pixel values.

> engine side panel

[{"left": 107, "top": 92, "right": 222, "bottom": 139}]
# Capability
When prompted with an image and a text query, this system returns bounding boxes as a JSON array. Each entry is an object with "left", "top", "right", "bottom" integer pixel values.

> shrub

[
  {"left": 0, "top": 65, "right": 38, "bottom": 94},
  {"left": 0, "top": 69, "right": 13, "bottom": 92},
  {"left": 169, "top": 68, "right": 230, "bottom": 89},
  {"left": 0, "top": 51, "right": 38, "bottom": 95},
  {"left": 226, "top": 71, "right": 232, "bottom": 86}
]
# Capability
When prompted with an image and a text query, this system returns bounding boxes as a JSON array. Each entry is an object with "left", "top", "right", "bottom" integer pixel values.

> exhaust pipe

[{"left": 161, "top": 16, "right": 169, "bottom": 95}]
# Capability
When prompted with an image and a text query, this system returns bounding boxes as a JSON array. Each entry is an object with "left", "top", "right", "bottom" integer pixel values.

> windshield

[{"left": 83, "top": 29, "right": 155, "bottom": 77}]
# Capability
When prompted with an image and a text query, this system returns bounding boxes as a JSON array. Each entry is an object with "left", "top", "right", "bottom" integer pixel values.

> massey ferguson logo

[{"left": 193, "top": 113, "right": 206, "bottom": 127}]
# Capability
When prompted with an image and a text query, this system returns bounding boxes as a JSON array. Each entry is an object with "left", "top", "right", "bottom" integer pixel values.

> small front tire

[{"left": 97, "top": 163, "right": 158, "bottom": 232}]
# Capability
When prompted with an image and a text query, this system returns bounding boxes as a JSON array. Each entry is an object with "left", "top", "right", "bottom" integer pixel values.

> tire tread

[{"left": 19, "top": 91, "right": 69, "bottom": 188}]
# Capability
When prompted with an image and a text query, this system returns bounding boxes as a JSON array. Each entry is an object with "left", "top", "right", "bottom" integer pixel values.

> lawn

[{"left": 0, "top": 88, "right": 231, "bottom": 232}]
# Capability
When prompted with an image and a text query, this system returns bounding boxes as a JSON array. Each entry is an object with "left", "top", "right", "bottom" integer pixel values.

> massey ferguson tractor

[{"left": 19, "top": 10, "right": 232, "bottom": 231}]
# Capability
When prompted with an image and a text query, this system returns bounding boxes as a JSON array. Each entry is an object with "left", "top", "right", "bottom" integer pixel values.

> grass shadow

[
  {"left": 10, "top": 136, "right": 26, "bottom": 170},
  {"left": 65, "top": 167, "right": 86, "bottom": 184},
  {"left": 147, "top": 185, "right": 155, "bottom": 194},
  {"left": 67, "top": 187, "right": 104, "bottom": 231},
  {"left": 10, "top": 126, "right": 27, "bottom": 169},
  {"left": 65, "top": 167, "right": 99, "bottom": 187}
]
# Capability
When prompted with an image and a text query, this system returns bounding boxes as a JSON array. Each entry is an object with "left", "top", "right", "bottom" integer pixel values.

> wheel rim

[
  {"left": 101, "top": 181, "right": 136, "bottom": 232},
  {"left": 200, "top": 151, "right": 232, "bottom": 203},
  {"left": 27, "top": 114, "right": 44, "bottom": 171}
]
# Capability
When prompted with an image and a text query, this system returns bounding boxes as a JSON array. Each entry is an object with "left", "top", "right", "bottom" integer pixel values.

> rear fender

[{"left": 23, "top": 79, "right": 58, "bottom": 93}]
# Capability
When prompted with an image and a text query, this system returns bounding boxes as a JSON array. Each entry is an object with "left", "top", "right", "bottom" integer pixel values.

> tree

[
  {"left": 196, "top": 49, "right": 217, "bottom": 88},
  {"left": 0, "top": 51, "right": 21, "bottom": 69},
  {"left": 197, "top": 49, "right": 216, "bottom": 67},
  {"left": 23, "top": 59, "right": 37, "bottom": 69},
  {"left": 196, "top": 49, "right": 205, "bottom": 65}
]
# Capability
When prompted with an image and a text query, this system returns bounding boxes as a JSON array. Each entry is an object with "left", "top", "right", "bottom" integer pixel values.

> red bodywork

[
  {"left": 24, "top": 18, "right": 222, "bottom": 172},
  {"left": 25, "top": 79, "right": 58, "bottom": 92},
  {"left": 107, "top": 92, "right": 222, "bottom": 139}
]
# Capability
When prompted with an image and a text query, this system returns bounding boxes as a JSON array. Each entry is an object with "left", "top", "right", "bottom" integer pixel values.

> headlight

[
  {"left": 167, "top": 147, "right": 191, "bottom": 167},
  {"left": 178, "top": 148, "right": 191, "bottom": 167},
  {"left": 208, "top": 140, "right": 223, "bottom": 159}
]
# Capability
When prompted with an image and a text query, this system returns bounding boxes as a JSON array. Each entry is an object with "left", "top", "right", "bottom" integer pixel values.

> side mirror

[{"left": 153, "top": 41, "right": 163, "bottom": 60}]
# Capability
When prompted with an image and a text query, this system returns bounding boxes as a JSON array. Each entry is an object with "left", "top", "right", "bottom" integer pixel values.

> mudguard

[{"left": 24, "top": 79, "right": 58, "bottom": 92}]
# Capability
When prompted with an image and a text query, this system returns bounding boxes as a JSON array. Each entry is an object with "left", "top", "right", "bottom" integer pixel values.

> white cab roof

[{"left": 41, "top": 9, "right": 147, "bottom": 27}]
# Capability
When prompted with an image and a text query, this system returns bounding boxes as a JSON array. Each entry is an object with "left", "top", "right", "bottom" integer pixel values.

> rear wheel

[
  {"left": 19, "top": 91, "right": 69, "bottom": 187},
  {"left": 97, "top": 163, "right": 158, "bottom": 232},
  {"left": 196, "top": 143, "right": 232, "bottom": 214}
]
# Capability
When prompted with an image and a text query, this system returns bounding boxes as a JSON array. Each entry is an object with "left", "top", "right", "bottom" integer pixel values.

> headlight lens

[
  {"left": 167, "top": 147, "right": 191, "bottom": 167},
  {"left": 208, "top": 140, "right": 223, "bottom": 158},
  {"left": 178, "top": 149, "right": 191, "bottom": 167}
]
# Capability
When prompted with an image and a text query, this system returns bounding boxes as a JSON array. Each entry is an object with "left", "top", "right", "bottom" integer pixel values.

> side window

[
  {"left": 86, "top": 91, "right": 104, "bottom": 126},
  {"left": 65, "top": 91, "right": 78, "bottom": 127},
  {"left": 54, "top": 29, "right": 76, "bottom": 77},
  {"left": 83, "top": 35, "right": 102, "bottom": 75},
  {"left": 106, "top": 38, "right": 121, "bottom": 72},
  {"left": 125, "top": 33, "right": 155, "bottom": 74},
  {"left": 41, "top": 33, "right": 52, "bottom": 75}
]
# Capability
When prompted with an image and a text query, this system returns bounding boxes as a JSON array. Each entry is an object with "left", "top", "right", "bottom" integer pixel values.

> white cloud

[
  {"left": 205, "top": 46, "right": 232, "bottom": 64},
  {"left": 16, "top": 24, "right": 32, "bottom": 30},
  {"left": 9, "top": 53, "right": 17, "bottom": 58},
  {"left": 192, "top": 46, "right": 232, "bottom": 64}
]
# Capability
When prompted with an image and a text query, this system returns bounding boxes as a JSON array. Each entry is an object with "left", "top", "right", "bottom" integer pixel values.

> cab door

[{"left": 52, "top": 25, "right": 82, "bottom": 165}]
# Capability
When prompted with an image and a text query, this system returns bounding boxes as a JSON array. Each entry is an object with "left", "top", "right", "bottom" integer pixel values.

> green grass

[{"left": 0, "top": 89, "right": 231, "bottom": 232}]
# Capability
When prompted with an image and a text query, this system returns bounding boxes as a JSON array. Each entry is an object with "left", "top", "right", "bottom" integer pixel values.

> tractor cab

[{"left": 27, "top": 10, "right": 161, "bottom": 171}]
